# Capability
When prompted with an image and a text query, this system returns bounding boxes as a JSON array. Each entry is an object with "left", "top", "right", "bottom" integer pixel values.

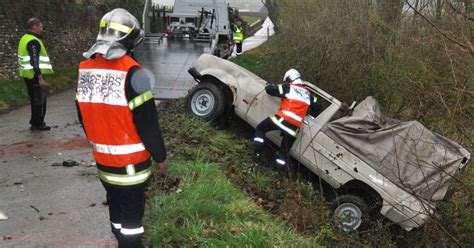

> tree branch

[
  {"left": 405, "top": 0, "right": 473, "bottom": 55},
  {"left": 446, "top": 0, "right": 474, "bottom": 21}
]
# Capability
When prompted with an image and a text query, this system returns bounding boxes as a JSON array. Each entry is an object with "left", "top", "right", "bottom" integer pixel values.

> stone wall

[{"left": 0, "top": 0, "right": 105, "bottom": 80}]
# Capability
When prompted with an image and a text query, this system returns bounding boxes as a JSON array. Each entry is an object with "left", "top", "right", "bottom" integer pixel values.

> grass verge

[
  {"left": 144, "top": 102, "right": 321, "bottom": 246},
  {"left": 145, "top": 161, "right": 316, "bottom": 247},
  {"left": 241, "top": 16, "right": 261, "bottom": 25},
  {"left": 0, "top": 68, "right": 78, "bottom": 112}
]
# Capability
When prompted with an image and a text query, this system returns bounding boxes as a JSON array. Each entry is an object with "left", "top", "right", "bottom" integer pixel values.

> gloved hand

[{"left": 155, "top": 160, "right": 167, "bottom": 174}]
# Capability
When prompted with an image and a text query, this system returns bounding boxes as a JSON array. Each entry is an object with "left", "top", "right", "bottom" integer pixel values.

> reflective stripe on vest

[
  {"left": 18, "top": 55, "right": 51, "bottom": 62},
  {"left": 270, "top": 115, "right": 298, "bottom": 137},
  {"left": 278, "top": 84, "right": 284, "bottom": 95},
  {"left": 281, "top": 110, "right": 303, "bottom": 122},
  {"left": 129, "top": 90, "right": 154, "bottom": 110},
  {"left": 91, "top": 142, "right": 146, "bottom": 155},
  {"left": 77, "top": 54, "right": 151, "bottom": 167},
  {"left": 17, "top": 34, "right": 54, "bottom": 79},
  {"left": 98, "top": 166, "right": 152, "bottom": 186},
  {"left": 19, "top": 64, "right": 53, "bottom": 70}
]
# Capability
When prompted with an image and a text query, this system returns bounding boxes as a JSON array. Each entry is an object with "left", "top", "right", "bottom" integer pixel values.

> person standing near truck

[
  {"left": 76, "top": 8, "right": 166, "bottom": 247},
  {"left": 17, "top": 18, "right": 54, "bottom": 131},
  {"left": 253, "top": 69, "right": 320, "bottom": 169},
  {"left": 232, "top": 21, "right": 244, "bottom": 56}
]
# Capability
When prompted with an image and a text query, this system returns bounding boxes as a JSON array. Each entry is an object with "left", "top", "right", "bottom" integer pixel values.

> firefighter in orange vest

[
  {"left": 253, "top": 69, "right": 320, "bottom": 169},
  {"left": 76, "top": 9, "right": 166, "bottom": 248}
]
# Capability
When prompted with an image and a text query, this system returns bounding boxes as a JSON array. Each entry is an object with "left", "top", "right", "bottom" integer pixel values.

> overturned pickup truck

[{"left": 185, "top": 54, "right": 471, "bottom": 231}]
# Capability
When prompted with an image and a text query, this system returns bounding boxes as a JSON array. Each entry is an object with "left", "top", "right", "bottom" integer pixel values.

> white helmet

[
  {"left": 283, "top": 69, "right": 301, "bottom": 83},
  {"left": 84, "top": 8, "right": 144, "bottom": 59},
  {"left": 97, "top": 8, "right": 144, "bottom": 50}
]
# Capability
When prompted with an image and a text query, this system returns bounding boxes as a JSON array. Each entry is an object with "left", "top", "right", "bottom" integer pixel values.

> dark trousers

[
  {"left": 102, "top": 182, "right": 147, "bottom": 248},
  {"left": 236, "top": 42, "right": 243, "bottom": 55},
  {"left": 24, "top": 76, "right": 47, "bottom": 127},
  {"left": 254, "top": 117, "right": 297, "bottom": 166}
]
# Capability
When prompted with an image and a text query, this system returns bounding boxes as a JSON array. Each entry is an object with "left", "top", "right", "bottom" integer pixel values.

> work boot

[{"left": 31, "top": 125, "right": 51, "bottom": 131}]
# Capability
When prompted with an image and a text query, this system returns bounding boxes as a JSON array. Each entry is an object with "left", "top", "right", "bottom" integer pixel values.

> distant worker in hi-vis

[
  {"left": 17, "top": 18, "right": 54, "bottom": 131},
  {"left": 253, "top": 69, "right": 321, "bottom": 170},
  {"left": 232, "top": 21, "right": 244, "bottom": 56},
  {"left": 75, "top": 9, "right": 166, "bottom": 247}
]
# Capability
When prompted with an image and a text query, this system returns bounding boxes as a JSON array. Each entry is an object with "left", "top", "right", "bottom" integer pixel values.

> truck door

[{"left": 290, "top": 93, "right": 340, "bottom": 157}]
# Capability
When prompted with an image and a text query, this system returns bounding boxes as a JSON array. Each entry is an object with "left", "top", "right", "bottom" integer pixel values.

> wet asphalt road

[
  {"left": 135, "top": 37, "right": 207, "bottom": 99},
  {"left": 0, "top": 38, "right": 205, "bottom": 247},
  {"left": 0, "top": 90, "right": 115, "bottom": 247}
]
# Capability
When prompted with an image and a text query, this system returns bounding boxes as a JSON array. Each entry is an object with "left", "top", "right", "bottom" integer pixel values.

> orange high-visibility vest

[
  {"left": 276, "top": 82, "right": 310, "bottom": 127},
  {"left": 76, "top": 54, "right": 150, "bottom": 167}
]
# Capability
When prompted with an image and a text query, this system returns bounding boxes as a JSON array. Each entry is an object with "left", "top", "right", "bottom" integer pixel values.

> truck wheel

[
  {"left": 185, "top": 82, "right": 226, "bottom": 122},
  {"left": 331, "top": 194, "right": 369, "bottom": 231}
]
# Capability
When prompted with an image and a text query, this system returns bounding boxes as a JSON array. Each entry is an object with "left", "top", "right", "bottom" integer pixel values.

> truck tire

[
  {"left": 331, "top": 194, "right": 369, "bottom": 231},
  {"left": 185, "top": 82, "right": 226, "bottom": 122}
]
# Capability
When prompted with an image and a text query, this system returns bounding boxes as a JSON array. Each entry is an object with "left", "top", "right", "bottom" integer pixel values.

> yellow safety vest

[{"left": 17, "top": 34, "right": 54, "bottom": 79}]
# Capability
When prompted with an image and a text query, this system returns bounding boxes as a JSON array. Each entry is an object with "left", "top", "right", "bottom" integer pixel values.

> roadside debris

[
  {"left": 62, "top": 160, "right": 79, "bottom": 167},
  {"left": 51, "top": 160, "right": 80, "bottom": 167},
  {"left": 30, "top": 205, "right": 40, "bottom": 213},
  {"left": 0, "top": 210, "right": 8, "bottom": 220}
]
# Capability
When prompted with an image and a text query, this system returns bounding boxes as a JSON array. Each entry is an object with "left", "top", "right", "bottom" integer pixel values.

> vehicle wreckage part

[
  {"left": 332, "top": 194, "right": 369, "bottom": 231},
  {"left": 0, "top": 210, "right": 7, "bottom": 220},
  {"left": 186, "top": 82, "right": 226, "bottom": 121}
]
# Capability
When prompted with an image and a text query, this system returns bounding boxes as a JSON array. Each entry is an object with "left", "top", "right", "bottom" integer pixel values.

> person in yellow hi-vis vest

[
  {"left": 17, "top": 18, "right": 54, "bottom": 131},
  {"left": 232, "top": 21, "right": 244, "bottom": 56}
]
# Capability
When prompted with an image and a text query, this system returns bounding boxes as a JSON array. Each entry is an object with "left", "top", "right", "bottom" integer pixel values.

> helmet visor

[
  {"left": 97, "top": 9, "right": 138, "bottom": 43},
  {"left": 98, "top": 21, "right": 135, "bottom": 43}
]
